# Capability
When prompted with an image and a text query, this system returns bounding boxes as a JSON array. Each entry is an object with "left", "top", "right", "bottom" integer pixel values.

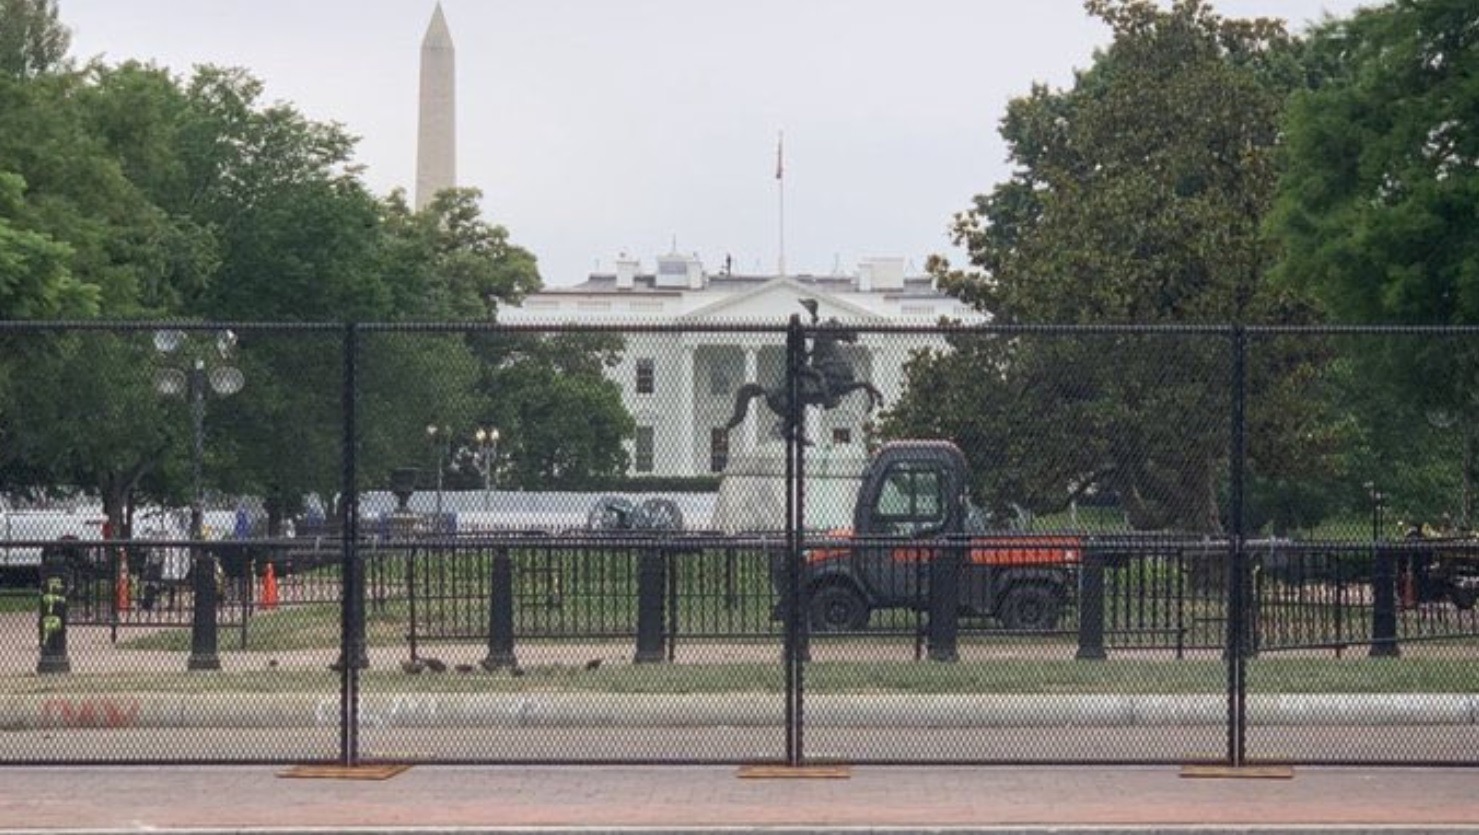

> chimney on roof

[
  {"left": 655, "top": 252, "right": 705, "bottom": 290},
  {"left": 616, "top": 254, "right": 639, "bottom": 290},
  {"left": 857, "top": 257, "right": 905, "bottom": 292}
]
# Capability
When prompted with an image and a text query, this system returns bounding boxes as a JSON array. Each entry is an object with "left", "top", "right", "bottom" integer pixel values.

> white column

[
  {"left": 678, "top": 345, "right": 697, "bottom": 475},
  {"left": 744, "top": 346, "right": 760, "bottom": 452}
]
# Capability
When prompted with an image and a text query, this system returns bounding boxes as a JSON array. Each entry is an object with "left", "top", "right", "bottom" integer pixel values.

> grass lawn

[{"left": 7, "top": 652, "right": 1478, "bottom": 696}]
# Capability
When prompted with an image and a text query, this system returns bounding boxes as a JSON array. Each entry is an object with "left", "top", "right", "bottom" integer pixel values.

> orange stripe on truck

[{"left": 805, "top": 533, "right": 1082, "bottom": 566}]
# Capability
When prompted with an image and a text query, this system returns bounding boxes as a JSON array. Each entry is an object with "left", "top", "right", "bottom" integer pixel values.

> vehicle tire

[
  {"left": 998, "top": 583, "right": 1060, "bottom": 631},
  {"left": 808, "top": 583, "right": 869, "bottom": 632}
]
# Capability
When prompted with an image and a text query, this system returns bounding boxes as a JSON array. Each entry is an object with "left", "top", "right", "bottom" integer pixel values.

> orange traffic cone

[
  {"left": 261, "top": 561, "right": 279, "bottom": 610},
  {"left": 115, "top": 550, "right": 131, "bottom": 612}
]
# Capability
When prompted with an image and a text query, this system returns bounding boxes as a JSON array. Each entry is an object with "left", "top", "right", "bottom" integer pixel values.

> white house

[{"left": 499, "top": 254, "right": 986, "bottom": 478}]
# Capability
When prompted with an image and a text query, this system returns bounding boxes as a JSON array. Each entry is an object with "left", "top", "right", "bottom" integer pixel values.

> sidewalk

[{"left": 3, "top": 763, "right": 1478, "bottom": 834}]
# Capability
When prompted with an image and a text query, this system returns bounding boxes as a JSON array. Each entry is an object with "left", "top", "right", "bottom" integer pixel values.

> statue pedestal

[{"left": 711, "top": 442, "right": 869, "bottom": 534}]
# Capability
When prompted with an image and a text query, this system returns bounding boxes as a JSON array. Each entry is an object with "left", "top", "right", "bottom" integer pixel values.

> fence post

[
  {"left": 1369, "top": 544, "right": 1401, "bottom": 658},
  {"left": 1226, "top": 324, "right": 1248, "bottom": 767},
  {"left": 634, "top": 542, "right": 666, "bottom": 663},
  {"left": 666, "top": 544, "right": 680, "bottom": 662},
  {"left": 1075, "top": 550, "right": 1107, "bottom": 660},
  {"left": 337, "top": 322, "right": 363, "bottom": 767},
  {"left": 482, "top": 545, "right": 518, "bottom": 670},
  {"left": 927, "top": 542, "right": 960, "bottom": 662},
  {"left": 186, "top": 546, "right": 222, "bottom": 671},
  {"left": 36, "top": 546, "right": 70, "bottom": 675},
  {"left": 783, "top": 313, "right": 807, "bottom": 766}
]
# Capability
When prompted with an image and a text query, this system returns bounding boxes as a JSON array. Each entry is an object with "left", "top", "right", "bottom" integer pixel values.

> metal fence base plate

[
  {"left": 278, "top": 764, "right": 412, "bottom": 780},
  {"left": 1180, "top": 764, "right": 1294, "bottom": 779},
  {"left": 737, "top": 764, "right": 851, "bottom": 779}
]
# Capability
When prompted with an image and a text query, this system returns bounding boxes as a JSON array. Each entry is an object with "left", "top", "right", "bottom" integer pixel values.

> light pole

[
  {"left": 475, "top": 426, "right": 499, "bottom": 510},
  {"left": 426, "top": 424, "right": 450, "bottom": 533},
  {"left": 153, "top": 328, "right": 243, "bottom": 672}
]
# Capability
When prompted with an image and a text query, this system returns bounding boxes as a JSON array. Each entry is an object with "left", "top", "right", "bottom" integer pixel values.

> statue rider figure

[{"left": 723, "top": 300, "right": 884, "bottom": 443}]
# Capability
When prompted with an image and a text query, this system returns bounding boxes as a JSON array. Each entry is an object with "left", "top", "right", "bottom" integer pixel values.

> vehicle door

[{"left": 857, "top": 459, "right": 952, "bottom": 609}]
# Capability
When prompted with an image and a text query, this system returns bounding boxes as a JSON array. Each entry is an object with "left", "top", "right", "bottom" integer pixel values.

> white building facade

[{"left": 499, "top": 255, "right": 986, "bottom": 478}]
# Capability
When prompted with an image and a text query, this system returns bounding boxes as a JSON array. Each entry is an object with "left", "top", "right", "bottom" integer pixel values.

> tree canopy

[
  {"left": 0, "top": 6, "right": 634, "bottom": 529},
  {"left": 887, "top": 0, "right": 1332, "bottom": 532},
  {"left": 1268, "top": 0, "right": 1479, "bottom": 527},
  {"left": 0, "top": 0, "right": 68, "bottom": 80},
  {"left": 1270, "top": 0, "right": 1479, "bottom": 326}
]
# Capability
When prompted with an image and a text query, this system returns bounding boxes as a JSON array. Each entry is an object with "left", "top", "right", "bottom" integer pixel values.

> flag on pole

[{"left": 775, "top": 131, "right": 784, "bottom": 181}]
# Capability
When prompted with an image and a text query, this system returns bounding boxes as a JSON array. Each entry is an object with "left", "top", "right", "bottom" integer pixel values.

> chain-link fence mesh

[
  {"left": 1242, "top": 329, "right": 1479, "bottom": 764},
  {"left": 2, "top": 321, "right": 1477, "bottom": 764},
  {"left": 0, "top": 323, "right": 345, "bottom": 762}
]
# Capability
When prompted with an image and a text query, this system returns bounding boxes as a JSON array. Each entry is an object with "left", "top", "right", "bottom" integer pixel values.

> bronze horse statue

[{"left": 723, "top": 313, "right": 884, "bottom": 443}]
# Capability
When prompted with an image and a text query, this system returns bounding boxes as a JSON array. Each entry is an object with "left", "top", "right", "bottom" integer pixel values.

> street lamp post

[
  {"left": 154, "top": 329, "right": 243, "bottom": 672},
  {"left": 426, "top": 424, "right": 450, "bottom": 534},
  {"left": 475, "top": 427, "right": 499, "bottom": 510}
]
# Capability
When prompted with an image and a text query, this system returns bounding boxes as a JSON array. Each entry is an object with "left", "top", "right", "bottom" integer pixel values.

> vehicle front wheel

[
  {"left": 808, "top": 584, "right": 869, "bottom": 632},
  {"left": 997, "top": 583, "right": 1060, "bottom": 631}
]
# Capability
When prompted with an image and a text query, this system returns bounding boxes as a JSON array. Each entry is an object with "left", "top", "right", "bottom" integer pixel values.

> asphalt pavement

[{"left": 2, "top": 763, "right": 1479, "bottom": 835}]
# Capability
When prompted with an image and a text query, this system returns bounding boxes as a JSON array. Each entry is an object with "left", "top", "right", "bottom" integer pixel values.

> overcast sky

[{"left": 59, "top": 0, "right": 1373, "bottom": 288}]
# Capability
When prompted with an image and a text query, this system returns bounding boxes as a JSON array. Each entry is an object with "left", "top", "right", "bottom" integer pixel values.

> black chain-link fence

[{"left": 3, "top": 320, "right": 1479, "bottom": 765}]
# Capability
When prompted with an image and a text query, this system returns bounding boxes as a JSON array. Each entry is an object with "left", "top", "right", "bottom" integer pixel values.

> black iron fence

[{"left": 5, "top": 320, "right": 1479, "bottom": 767}]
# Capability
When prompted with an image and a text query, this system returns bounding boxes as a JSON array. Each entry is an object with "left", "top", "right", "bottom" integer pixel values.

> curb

[{"left": 7, "top": 692, "right": 1475, "bottom": 730}]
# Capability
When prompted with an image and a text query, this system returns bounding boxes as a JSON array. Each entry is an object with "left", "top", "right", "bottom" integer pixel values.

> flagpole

[{"left": 776, "top": 130, "right": 786, "bottom": 280}]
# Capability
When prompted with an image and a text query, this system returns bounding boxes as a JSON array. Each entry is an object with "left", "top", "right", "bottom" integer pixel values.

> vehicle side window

[{"left": 873, "top": 463, "right": 945, "bottom": 535}]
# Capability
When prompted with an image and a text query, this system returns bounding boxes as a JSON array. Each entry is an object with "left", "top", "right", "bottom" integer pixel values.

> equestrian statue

[{"left": 723, "top": 300, "right": 884, "bottom": 443}]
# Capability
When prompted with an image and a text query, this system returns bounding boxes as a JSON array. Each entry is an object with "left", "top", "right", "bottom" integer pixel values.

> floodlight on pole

[{"left": 475, "top": 426, "right": 499, "bottom": 510}]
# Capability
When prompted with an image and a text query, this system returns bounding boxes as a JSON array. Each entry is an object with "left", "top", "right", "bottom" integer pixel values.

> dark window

[
  {"left": 709, "top": 365, "right": 732, "bottom": 396},
  {"left": 636, "top": 358, "right": 655, "bottom": 394},
  {"left": 709, "top": 428, "right": 730, "bottom": 473},
  {"left": 873, "top": 463, "right": 945, "bottom": 535},
  {"left": 709, "top": 353, "right": 743, "bottom": 396},
  {"left": 832, "top": 428, "right": 852, "bottom": 445},
  {"left": 635, "top": 426, "right": 655, "bottom": 473}
]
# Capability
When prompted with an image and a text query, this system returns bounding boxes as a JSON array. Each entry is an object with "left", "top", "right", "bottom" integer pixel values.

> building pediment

[{"left": 678, "top": 277, "right": 886, "bottom": 323}]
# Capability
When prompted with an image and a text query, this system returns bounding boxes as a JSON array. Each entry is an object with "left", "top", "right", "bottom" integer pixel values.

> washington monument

[{"left": 416, "top": 3, "right": 456, "bottom": 210}]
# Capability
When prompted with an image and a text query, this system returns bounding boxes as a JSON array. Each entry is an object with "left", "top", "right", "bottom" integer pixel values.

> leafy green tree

[
  {"left": 890, "top": 0, "right": 1330, "bottom": 532},
  {"left": 1269, "top": 0, "right": 1479, "bottom": 527},
  {"left": 0, "top": 62, "right": 195, "bottom": 316},
  {"left": 0, "top": 171, "right": 94, "bottom": 317},
  {"left": 368, "top": 192, "right": 631, "bottom": 492},
  {"left": 475, "top": 331, "right": 633, "bottom": 490},
  {"left": 1, "top": 332, "right": 180, "bottom": 531},
  {"left": 0, "top": 6, "right": 635, "bottom": 522},
  {"left": 0, "top": 0, "right": 68, "bottom": 80},
  {"left": 1272, "top": 0, "right": 1479, "bottom": 325},
  {"left": 378, "top": 188, "right": 541, "bottom": 320}
]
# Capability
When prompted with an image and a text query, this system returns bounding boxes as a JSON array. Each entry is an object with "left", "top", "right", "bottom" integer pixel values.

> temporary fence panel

[
  {"left": 1243, "top": 328, "right": 1479, "bottom": 764},
  {"left": 348, "top": 324, "right": 788, "bottom": 763},
  {"left": 1, "top": 323, "right": 347, "bottom": 764},
  {"left": 791, "top": 327, "right": 1234, "bottom": 764},
  {"left": 5, "top": 320, "right": 1479, "bottom": 766}
]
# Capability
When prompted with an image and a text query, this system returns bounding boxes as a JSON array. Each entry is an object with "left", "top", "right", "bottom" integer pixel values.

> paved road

[{"left": 3, "top": 763, "right": 1479, "bottom": 834}]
